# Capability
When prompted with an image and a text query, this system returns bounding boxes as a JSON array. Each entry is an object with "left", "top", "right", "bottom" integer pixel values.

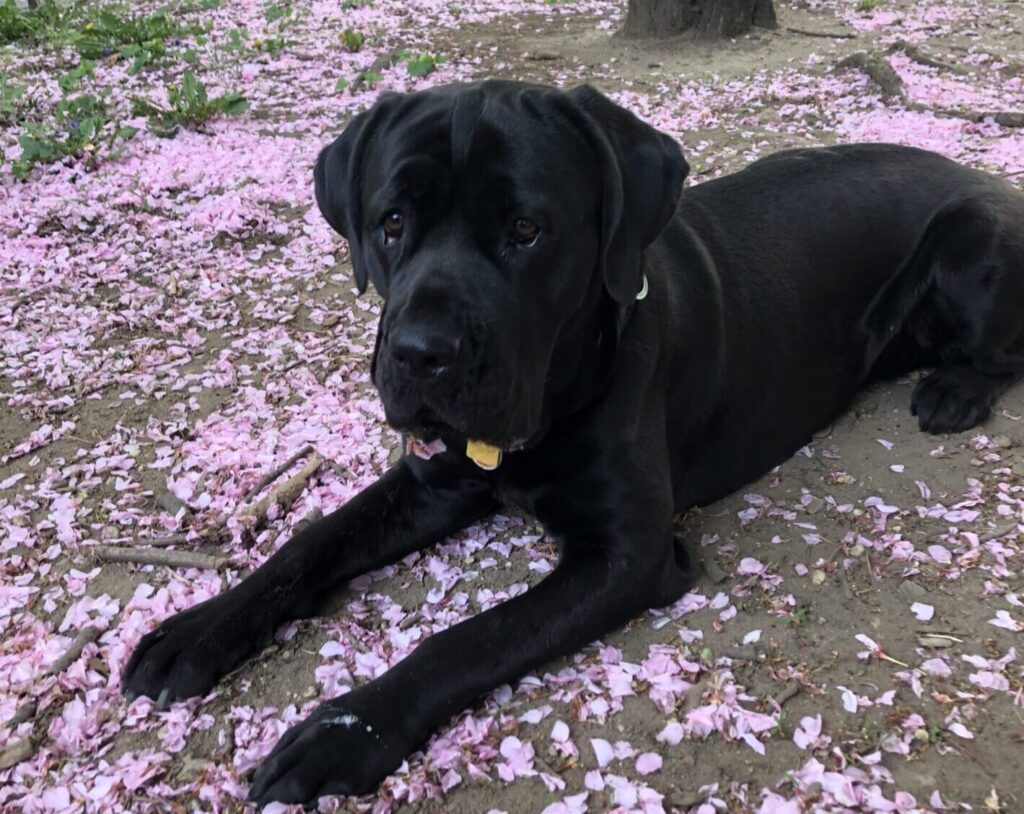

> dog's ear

[
  {"left": 314, "top": 94, "right": 398, "bottom": 295},
  {"left": 563, "top": 85, "right": 689, "bottom": 307}
]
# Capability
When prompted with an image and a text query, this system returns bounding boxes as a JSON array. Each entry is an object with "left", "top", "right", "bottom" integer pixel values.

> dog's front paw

[
  {"left": 911, "top": 365, "right": 996, "bottom": 434},
  {"left": 249, "top": 700, "right": 403, "bottom": 808},
  {"left": 122, "top": 593, "right": 266, "bottom": 705}
]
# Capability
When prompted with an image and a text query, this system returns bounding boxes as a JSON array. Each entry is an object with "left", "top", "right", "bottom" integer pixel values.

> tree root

[
  {"left": 887, "top": 40, "right": 967, "bottom": 75},
  {"left": 837, "top": 52, "right": 1024, "bottom": 129},
  {"left": 785, "top": 26, "right": 855, "bottom": 40},
  {"left": 837, "top": 52, "right": 909, "bottom": 102}
]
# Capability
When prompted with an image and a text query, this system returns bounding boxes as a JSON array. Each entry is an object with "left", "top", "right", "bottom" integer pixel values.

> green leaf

[
  {"left": 334, "top": 76, "right": 349, "bottom": 93},
  {"left": 361, "top": 70, "right": 383, "bottom": 85},
  {"left": 218, "top": 94, "right": 249, "bottom": 115},
  {"left": 265, "top": 2, "right": 289, "bottom": 23},
  {"left": 406, "top": 55, "right": 437, "bottom": 77},
  {"left": 339, "top": 28, "right": 362, "bottom": 52}
]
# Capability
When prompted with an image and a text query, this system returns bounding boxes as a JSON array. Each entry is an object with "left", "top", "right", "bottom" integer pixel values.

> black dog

[{"left": 123, "top": 81, "right": 1024, "bottom": 807}]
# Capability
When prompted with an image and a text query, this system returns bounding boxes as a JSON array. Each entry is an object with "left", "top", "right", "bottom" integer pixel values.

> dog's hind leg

[{"left": 865, "top": 195, "right": 1024, "bottom": 433}]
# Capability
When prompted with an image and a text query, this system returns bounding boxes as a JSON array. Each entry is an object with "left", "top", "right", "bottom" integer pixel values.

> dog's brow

[{"left": 449, "top": 87, "right": 485, "bottom": 173}]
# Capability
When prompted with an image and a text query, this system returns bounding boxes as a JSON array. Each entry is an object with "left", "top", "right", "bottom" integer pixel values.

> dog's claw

[{"left": 156, "top": 687, "right": 171, "bottom": 709}]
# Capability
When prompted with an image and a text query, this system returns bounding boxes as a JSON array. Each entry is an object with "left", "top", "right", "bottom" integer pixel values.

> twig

[
  {"left": 786, "top": 26, "right": 855, "bottom": 39},
  {"left": 862, "top": 546, "right": 880, "bottom": 581},
  {"left": 242, "top": 444, "right": 316, "bottom": 503},
  {"left": 46, "top": 626, "right": 100, "bottom": 677},
  {"left": 134, "top": 532, "right": 191, "bottom": 548},
  {"left": 238, "top": 453, "right": 324, "bottom": 540},
  {"left": 91, "top": 545, "right": 227, "bottom": 570},
  {"left": 398, "top": 610, "right": 422, "bottom": 631},
  {"left": 979, "top": 522, "right": 1021, "bottom": 544}
]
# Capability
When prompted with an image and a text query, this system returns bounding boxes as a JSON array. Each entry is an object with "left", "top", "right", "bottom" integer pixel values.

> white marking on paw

[{"left": 322, "top": 712, "right": 361, "bottom": 728}]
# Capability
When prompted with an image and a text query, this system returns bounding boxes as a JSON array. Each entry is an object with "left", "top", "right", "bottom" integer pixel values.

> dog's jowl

[{"left": 122, "top": 81, "right": 1024, "bottom": 807}]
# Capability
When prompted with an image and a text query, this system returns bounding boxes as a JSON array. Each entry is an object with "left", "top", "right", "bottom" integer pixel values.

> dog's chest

[{"left": 493, "top": 442, "right": 628, "bottom": 540}]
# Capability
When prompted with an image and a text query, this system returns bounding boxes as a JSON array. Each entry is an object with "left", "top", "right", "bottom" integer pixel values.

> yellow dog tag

[{"left": 466, "top": 439, "right": 502, "bottom": 470}]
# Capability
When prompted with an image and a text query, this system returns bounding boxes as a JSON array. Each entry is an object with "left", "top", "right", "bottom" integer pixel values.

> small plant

[
  {"left": 57, "top": 60, "right": 96, "bottom": 93},
  {"left": 782, "top": 607, "right": 809, "bottom": 627},
  {"left": 75, "top": 8, "right": 203, "bottom": 75},
  {"left": 855, "top": 0, "right": 883, "bottom": 11},
  {"left": 341, "top": 0, "right": 373, "bottom": 9},
  {"left": 354, "top": 69, "right": 383, "bottom": 88},
  {"left": 0, "top": 0, "right": 32, "bottom": 42},
  {"left": 406, "top": 52, "right": 447, "bottom": 78},
  {"left": 333, "top": 49, "right": 448, "bottom": 94},
  {"left": 264, "top": 0, "right": 293, "bottom": 23},
  {"left": 132, "top": 70, "right": 248, "bottom": 138},
  {"left": 339, "top": 28, "right": 363, "bottom": 52},
  {"left": 217, "top": 1, "right": 299, "bottom": 58},
  {"left": 10, "top": 90, "right": 137, "bottom": 179},
  {"left": 222, "top": 26, "right": 249, "bottom": 53},
  {"left": 0, "top": 0, "right": 82, "bottom": 44},
  {"left": 0, "top": 75, "right": 26, "bottom": 124}
]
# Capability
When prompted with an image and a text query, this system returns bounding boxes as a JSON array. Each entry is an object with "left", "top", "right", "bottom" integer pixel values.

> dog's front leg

[
  {"left": 249, "top": 518, "right": 692, "bottom": 807},
  {"left": 122, "top": 456, "right": 496, "bottom": 705}
]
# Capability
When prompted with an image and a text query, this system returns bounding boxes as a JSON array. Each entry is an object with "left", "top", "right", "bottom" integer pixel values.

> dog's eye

[
  {"left": 382, "top": 210, "right": 404, "bottom": 244},
  {"left": 511, "top": 218, "right": 540, "bottom": 247}
]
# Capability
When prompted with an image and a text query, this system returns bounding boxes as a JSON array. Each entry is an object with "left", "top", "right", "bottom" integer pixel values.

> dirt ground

[{"left": 2, "top": 0, "right": 1024, "bottom": 812}]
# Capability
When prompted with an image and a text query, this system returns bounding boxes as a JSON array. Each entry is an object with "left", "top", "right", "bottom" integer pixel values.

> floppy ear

[
  {"left": 314, "top": 94, "right": 398, "bottom": 295},
  {"left": 563, "top": 85, "right": 689, "bottom": 307}
]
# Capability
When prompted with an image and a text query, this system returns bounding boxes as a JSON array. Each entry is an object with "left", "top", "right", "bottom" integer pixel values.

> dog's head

[{"left": 315, "top": 81, "right": 687, "bottom": 451}]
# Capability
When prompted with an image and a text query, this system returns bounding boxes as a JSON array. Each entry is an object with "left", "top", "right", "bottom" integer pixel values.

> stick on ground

[
  {"left": 238, "top": 452, "right": 324, "bottom": 539},
  {"left": 242, "top": 444, "right": 316, "bottom": 503},
  {"left": 46, "top": 626, "right": 100, "bottom": 677},
  {"left": 91, "top": 545, "right": 228, "bottom": 570}
]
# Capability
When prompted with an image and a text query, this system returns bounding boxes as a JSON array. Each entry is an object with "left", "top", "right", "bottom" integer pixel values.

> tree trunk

[{"left": 621, "top": 0, "right": 777, "bottom": 39}]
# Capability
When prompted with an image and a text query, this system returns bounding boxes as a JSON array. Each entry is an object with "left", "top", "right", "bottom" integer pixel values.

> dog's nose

[{"left": 390, "top": 325, "right": 461, "bottom": 378}]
